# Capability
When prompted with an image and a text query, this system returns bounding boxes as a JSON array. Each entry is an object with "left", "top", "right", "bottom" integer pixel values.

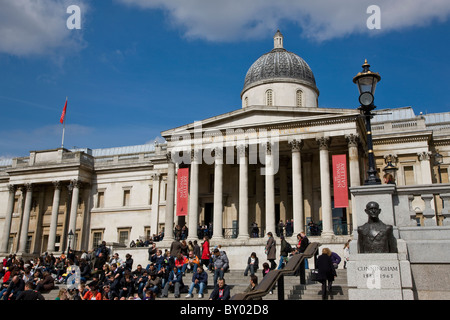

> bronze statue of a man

[{"left": 358, "top": 201, "right": 397, "bottom": 253}]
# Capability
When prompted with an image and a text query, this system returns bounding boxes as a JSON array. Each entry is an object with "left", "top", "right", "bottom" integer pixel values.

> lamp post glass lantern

[
  {"left": 353, "top": 60, "right": 382, "bottom": 185},
  {"left": 383, "top": 155, "right": 398, "bottom": 184},
  {"left": 68, "top": 229, "right": 74, "bottom": 252}
]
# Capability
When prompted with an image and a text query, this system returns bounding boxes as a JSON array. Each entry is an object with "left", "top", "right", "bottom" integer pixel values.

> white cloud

[
  {"left": 116, "top": 0, "right": 450, "bottom": 41},
  {"left": 0, "top": 0, "right": 88, "bottom": 56}
]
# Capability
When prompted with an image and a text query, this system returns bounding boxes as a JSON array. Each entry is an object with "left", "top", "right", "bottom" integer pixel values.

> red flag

[
  {"left": 60, "top": 98, "right": 67, "bottom": 124},
  {"left": 332, "top": 154, "right": 349, "bottom": 208},
  {"left": 176, "top": 168, "right": 189, "bottom": 216}
]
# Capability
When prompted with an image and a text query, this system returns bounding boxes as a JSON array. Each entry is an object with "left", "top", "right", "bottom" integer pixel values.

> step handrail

[{"left": 230, "top": 242, "right": 320, "bottom": 300}]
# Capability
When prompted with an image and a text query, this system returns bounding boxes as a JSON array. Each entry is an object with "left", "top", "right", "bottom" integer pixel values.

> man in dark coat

[
  {"left": 92, "top": 252, "right": 107, "bottom": 276},
  {"left": 1, "top": 275, "right": 25, "bottom": 300},
  {"left": 16, "top": 281, "right": 45, "bottom": 300},
  {"left": 209, "top": 277, "right": 230, "bottom": 300},
  {"left": 185, "top": 266, "right": 208, "bottom": 298},
  {"left": 161, "top": 266, "right": 184, "bottom": 298}
]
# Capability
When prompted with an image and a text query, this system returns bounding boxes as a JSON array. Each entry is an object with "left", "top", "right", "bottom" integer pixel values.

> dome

[{"left": 241, "top": 31, "right": 318, "bottom": 97}]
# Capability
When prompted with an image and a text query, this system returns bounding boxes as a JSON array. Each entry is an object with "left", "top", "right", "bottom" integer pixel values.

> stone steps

[
  {"left": 288, "top": 269, "right": 349, "bottom": 300},
  {"left": 41, "top": 268, "right": 350, "bottom": 300}
]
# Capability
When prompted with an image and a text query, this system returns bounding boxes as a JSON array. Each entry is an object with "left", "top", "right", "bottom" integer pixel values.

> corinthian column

[
  {"left": 317, "top": 137, "right": 334, "bottom": 239},
  {"left": 265, "top": 142, "right": 276, "bottom": 236},
  {"left": 18, "top": 184, "right": 33, "bottom": 254},
  {"left": 188, "top": 149, "right": 200, "bottom": 240},
  {"left": 151, "top": 173, "right": 161, "bottom": 237},
  {"left": 1, "top": 185, "right": 16, "bottom": 253},
  {"left": 212, "top": 148, "right": 224, "bottom": 240},
  {"left": 165, "top": 152, "right": 176, "bottom": 241},
  {"left": 290, "top": 138, "right": 304, "bottom": 235},
  {"left": 67, "top": 180, "right": 81, "bottom": 248},
  {"left": 237, "top": 144, "right": 249, "bottom": 239},
  {"left": 418, "top": 151, "right": 433, "bottom": 184},
  {"left": 47, "top": 181, "right": 62, "bottom": 253}
]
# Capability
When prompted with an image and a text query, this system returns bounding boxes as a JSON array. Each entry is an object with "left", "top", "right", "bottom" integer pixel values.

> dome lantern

[{"left": 274, "top": 30, "right": 284, "bottom": 49}]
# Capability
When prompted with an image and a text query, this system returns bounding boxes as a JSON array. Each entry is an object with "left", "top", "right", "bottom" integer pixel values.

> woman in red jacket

[
  {"left": 201, "top": 236, "right": 210, "bottom": 269},
  {"left": 81, "top": 284, "right": 102, "bottom": 300}
]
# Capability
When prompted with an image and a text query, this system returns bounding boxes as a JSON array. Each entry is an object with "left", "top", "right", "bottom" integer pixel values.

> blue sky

[{"left": 1, "top": 0, "right": 449, "bottom": 159}]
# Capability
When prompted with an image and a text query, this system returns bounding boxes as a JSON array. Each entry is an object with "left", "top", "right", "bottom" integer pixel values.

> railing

[
  {"left": 372, "top": 118, "right": 426, "bottom": 133},
  {"left": 395, "top": 183, "right": 450, "bottom": 227},
  {"left": 223, "top": 227, "right": 267, "bottom": 239},
  {"left": 230, "top": 242, "right": 320, "bottom": 300},
  {"left": 94, "top": 152, "right": 153, "bottom": 166},
  {"left": 305, "top": 222, "right": 352, "bottom": 236}
]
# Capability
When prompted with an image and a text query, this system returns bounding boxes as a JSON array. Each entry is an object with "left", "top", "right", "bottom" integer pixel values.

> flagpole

[
  {"left": 61, "top": 119, "right": 65, "bottom": 149},
  {"left": 61, "top": 96, "right": 67, "bottom": 149}
]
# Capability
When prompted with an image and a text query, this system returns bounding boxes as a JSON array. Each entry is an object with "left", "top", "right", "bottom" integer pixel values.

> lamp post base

[{"left": 364, "top": 177, "right": 381, "bottom": 185}]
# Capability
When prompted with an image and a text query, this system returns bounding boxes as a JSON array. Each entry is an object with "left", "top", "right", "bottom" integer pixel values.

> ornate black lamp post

[
  {"left": 435, "top": 150, "right": 443, "bottom": 183},
  {"left": 353, "top": 60, "right": 382, "bottom": 185}
]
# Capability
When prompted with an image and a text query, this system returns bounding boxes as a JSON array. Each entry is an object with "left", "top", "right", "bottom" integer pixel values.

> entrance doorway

[{"left": 204, "top": 203, "right": 213, "bottom": 226}]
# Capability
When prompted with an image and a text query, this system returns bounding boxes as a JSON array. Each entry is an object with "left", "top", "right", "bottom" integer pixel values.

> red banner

[
  {"left": 332, "top": 154, "right": 348, "bottom": 208},
  {"left": 176, "top": 167, "right": 189, "bottom": 216}
]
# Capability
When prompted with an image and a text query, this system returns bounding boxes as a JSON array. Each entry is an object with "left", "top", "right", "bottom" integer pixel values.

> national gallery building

[{"left": 1, "top": 31, "right": 449, "bottom": 264}]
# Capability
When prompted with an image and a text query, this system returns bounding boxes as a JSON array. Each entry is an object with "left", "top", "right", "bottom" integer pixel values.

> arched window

[
  {"left": 244, "top": 96, "right": 248, "bottom": 108},
  {"left": 296, "top": 90, "right": 303, "bottom": 107},
  {"left": 266, "top": 89, "right": 273, "bottom": 106}
]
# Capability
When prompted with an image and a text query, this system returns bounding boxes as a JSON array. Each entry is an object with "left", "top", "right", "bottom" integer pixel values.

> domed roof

[{"left": 242, "top": 31, "right": 318, "bottom": 96}]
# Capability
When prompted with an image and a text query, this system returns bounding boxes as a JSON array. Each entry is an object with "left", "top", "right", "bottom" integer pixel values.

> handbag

[{"left": 310, "top": 269, "right": 320, "bottom": 282}]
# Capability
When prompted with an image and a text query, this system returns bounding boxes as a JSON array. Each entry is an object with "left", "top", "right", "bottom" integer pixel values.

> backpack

[{"left": 285, "top": 242, "right": 293, "bottom": 253}]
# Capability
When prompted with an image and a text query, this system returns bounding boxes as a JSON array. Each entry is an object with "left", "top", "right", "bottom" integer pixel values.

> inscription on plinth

[
  {"left": 347, "top": 253, "right": 413, "bottom": 300},
  {"left": 355, "top": 259, "right": 401, "bottom": 289}
]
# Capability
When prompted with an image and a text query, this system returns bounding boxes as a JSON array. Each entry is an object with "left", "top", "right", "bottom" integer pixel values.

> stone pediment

[{"left": 162, "top": 105, "right": 359, "bottom": 138}]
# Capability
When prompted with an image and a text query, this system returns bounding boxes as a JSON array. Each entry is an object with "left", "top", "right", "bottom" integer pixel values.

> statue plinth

[{"left": 347, "top": 250, "right": 414, "bottom": 300}]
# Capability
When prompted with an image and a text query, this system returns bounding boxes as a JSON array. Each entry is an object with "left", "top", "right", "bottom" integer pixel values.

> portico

[
  {"left": 0, "top": 148, "right": 94, "bottom": 256},
  {"left": 162, "top": 105, "right": 365, "bottom": 242}
]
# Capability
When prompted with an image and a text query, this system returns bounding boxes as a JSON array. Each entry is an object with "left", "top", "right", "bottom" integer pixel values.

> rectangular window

[
  {"left": 25, "top": 235, "right": 33, "bottom": 254},
  {"left": 266, "top": 90, "right": 273, "bottom": 106},
  {"left": 296, "top": 90, "right": 303, "bottom": 107},
  {"left": 149, "top": 186, "right": 153, "bottom": 205},
  {"left": 145, "top": 227, "right": 151, "bottom": 240},
  {"left": 118, "top": 229, "right": 130, "bottom": 246},
  {"left": 55, "top": 235, "right": 61, "bottom": 252},
  {"left": 123, "top": 190, "right": 131, "bottom": 206},
  {"left": 92, "top": 231, "right": 103, "bottom": 248},
  {"left": 404, "top": 166, "right": 415, "bottom": 185},
  {"left": 97, "top": 191, "right": 105, "bottom": 208}
]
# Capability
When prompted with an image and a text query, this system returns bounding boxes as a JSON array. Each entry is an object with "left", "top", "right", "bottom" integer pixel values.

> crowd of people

[
  {"left": 0, "top": 235, "right": 235, "bottom": 301},
  {"left": 0, "top": 228, "right": 345, "bottom": 301}
]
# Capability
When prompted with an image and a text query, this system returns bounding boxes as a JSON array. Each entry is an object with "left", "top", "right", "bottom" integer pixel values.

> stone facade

[{"left": 0, "top": 33, "right": 449, "bottom": 291}]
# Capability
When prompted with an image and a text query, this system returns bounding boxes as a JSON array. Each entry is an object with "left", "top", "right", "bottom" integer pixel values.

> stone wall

[{"left": 410, "top": 264, "right": 450, "bottom": 299}]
